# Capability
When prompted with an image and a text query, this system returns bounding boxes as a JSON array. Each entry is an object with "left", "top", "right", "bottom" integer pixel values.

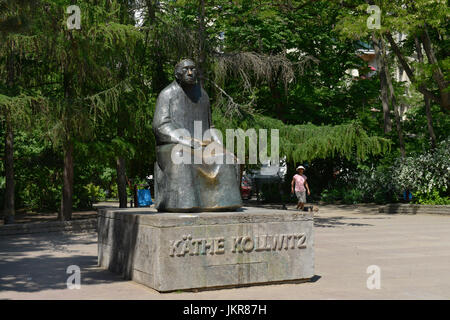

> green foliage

[
  {"left": 260, "top": 184, "right": 282, "bottom": 203},
  {"left": 8, "top": 130, "right": 60, "bottom": 211},
  {"left": 392, "top": 139, "right": 450, "bottom": 194},
  {"left": 321, "top": 138, "right": 450, "bottom": 204},
  {"left": 335, "top": 0, "right": 449, "bottom": 114},
  {"left": 321, "top": 188, "right": 344, "bottom": 203},
  {"left": 335, "top": 0, "right": 449, "bottom": 38},
  {"left": 110, "top": 183, "right": 119, "bottom": 199},
  {"left": 402, "top": 102, "right": 450, "bottom": 151},
  {"left": 414, "top": 189, "right": 450, "bottom": 205},
  {"left": 343, "top": 189, "right": 364, "bottom": 205},
  {"left": 321, "top": 186, "right": 369, "bottom": 204},
  {"left": 82, "top": 183, "right": 106, "bottom": 208},
  {"left": 214, "top": 108, "right": 391, "bottom": 164},
  {"left": 1, "top": 0, "right": 448, "bottom": 216}
]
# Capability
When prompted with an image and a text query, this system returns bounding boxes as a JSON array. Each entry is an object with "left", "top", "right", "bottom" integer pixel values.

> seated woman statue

[{"left": 152, "top": 59, "right": 242, "bottom": 212}]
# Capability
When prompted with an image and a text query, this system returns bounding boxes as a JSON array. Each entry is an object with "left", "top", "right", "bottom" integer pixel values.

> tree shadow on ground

[
  {"left": 314, "top": 215, "right": 391, "bottom": 228},
  {"left": 0, "top": 210, "right": 97, "bottom": 226},
  {"left": 0, "top": 232, "right": 125, "bottom": 293}
]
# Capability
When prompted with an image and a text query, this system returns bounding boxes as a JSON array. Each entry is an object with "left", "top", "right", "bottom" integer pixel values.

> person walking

[{"left": 291, "top": 166, "right": 310, "bottom": 211}]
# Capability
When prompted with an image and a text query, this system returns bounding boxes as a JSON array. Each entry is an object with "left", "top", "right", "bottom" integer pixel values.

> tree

[
  {"left": 372, "top": 33, "right": 392, "bottom": 133},
  {"left": 335, "top": 0, "right": 449, "bottom": 155},
  {"left": 4, "top": 0, "right": 430, "bottom": 214},
  {"left": 0, "top": 0, "right": 43, "bottom": 223},
  {"left": 336, "top": 0, "right": 449, "bottom": 113},
  {"left": 414, "top": 36, "right": 437, "bottom": 149},
  {"left": 33, "top": 0, "right": 143, "bottom": 220},
  {"left": 137, "top": 0, "right": 391, "bottom": 165}
]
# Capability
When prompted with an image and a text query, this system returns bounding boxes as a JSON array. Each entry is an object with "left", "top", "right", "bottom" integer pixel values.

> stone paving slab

[
  {"left": 0, "top": 218, "right": 97, "bottom": 236},
  {"left": 0, "top": 206, "right": 449, "bottom": 299},
  {"left": 379, "top": 204, "right": 450, "bottom": 215}
]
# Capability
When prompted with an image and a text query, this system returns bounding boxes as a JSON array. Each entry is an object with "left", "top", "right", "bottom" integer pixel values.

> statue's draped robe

[{"left": 153, "top": 80, "right": 242, "bottom": 212}]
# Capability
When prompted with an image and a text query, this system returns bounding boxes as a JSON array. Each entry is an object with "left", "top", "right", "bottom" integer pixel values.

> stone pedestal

[{"left": 98, "top": 207, "right": 314, "bottom": 292}]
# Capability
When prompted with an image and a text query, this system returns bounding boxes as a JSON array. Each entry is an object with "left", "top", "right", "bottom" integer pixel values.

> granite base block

[{"left": 98, "top": 207, "right": 314, "bottom": 292}]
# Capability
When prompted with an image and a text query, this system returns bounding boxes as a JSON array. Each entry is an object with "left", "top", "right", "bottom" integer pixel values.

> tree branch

[
  {"left": 384, "top": 31, "right": 441, "bottom": 106},
  {"left": 421, "top": 25, "right": 449, "bottom": 111}
]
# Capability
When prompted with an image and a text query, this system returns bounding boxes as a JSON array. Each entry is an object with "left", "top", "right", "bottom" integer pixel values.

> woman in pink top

[{"left": 291, "top": 166, "right": 310, "bottom": 211}]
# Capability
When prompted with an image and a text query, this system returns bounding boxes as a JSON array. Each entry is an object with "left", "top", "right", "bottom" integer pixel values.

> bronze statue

[{"left": 152, "top": 59, "right": 242, "bottom": 212}]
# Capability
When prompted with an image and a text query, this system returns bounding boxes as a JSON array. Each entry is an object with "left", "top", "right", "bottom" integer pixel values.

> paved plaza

[{"left": 1, "top": 206, "right": 449, "bottom": 299}]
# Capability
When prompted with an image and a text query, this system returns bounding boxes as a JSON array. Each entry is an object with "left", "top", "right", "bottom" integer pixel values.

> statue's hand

[
  {"left": 209, "top": 127, "right": 223, "bottom": 145},
  {"left": 190, "top": 138, "right": 211, "bottom": 149},
  {"left": 191, "top": 139, "right": 203, "bottom": 149},
  {"left": 201, "top": 140, "right": 212, "bottom": 147},
  {"left": 176, "top": 136, "right": 196, "bottom": 149}
]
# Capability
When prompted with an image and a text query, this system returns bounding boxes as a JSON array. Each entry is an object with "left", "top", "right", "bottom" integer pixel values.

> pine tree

[
  {"left": 32, "top": 0, "right": 143, "bottom": 220},
  {"left": 0, "top": 0, "right": 45, "bottom": 223}
]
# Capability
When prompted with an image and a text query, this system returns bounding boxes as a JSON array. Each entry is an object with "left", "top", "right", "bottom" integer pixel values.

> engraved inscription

[
  {"left": 169, "top": 233, "right": 307, "bottom": 257},
  {"left": 169, "top": 235, "right": 226, "bottom": 257}
]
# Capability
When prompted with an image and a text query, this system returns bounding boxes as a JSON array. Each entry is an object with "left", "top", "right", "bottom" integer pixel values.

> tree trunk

[
  {"left": 385, "top": 31, "right": 447, "bottom": 112},
  {"left": 421, "top": 26, "right": 449, "bottom": 112},
  {"left": 116, "top": 157, "right": 128, "bottom": 208},
  {"left": 3, "top": 43, "right": 16, "bottom": 224},
  {"left": 60, "top": 34, "right": 75, "bottom": 221},
  {"left": 197, "top": 0, "right": 206, "bottom": 85},
  {"left": 133, "top": 184, "right": 138, "bottom": 208},
  {"left": 424, "top": 96, "right": 436, "bottom": 149},
  {"left": 415, "top": 36, "right": 437, "bottom": 149},
  {"left": 382, "top": 38, "right": 406, "bottom": 158},
  {"left": 270, "top": 83, "right": 285, "bottom": 122},
  {"left": 392, "top": 103, "right": 406, "bottom": 159},
  {"left": 3, "top": 111, "right": 15, "bottom": 224},
  {"left": 59, "top": 140, "right": 74, "bottom": 221},
  {"left": 372, "top": 33, "right": 392, "bottom": 133},
  {"left": 146, "top": 0, "right": 168, "bottom": 93}
]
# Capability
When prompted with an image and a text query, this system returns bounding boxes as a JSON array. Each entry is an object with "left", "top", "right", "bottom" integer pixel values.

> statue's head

[{"left": 175, "top": 59, "right": 197, "bottom": 86}]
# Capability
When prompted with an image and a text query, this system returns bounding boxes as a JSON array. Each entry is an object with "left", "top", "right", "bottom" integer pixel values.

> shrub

[
  {"left": 0, "top": 175, "right": 5, "bottom": 209},
  {"left": 342, "top": 189, "right": 364, "bottom": 204},
  {"left": 319, "top": 138, "right": 449, "bottom": 205},
  {"left": 414, "top": 189, "right": 450, "bottom": 205},
  {"left": 392, "top": 139, "right": 450, "bottom": 194},
  {"left": 260, "top": 183, "right": 282, "bottom": 203},
  {"left": 110, "top": 183, "right": 119, "bottom": 199},
  {"left": 80, "top": 183, "right": 106, "bottom": 208},
  {"left": 17, "top": 168, "right": 61, "bottom": 212},
  {"left": 321, "top": 188, "right": 344, "bottom": 203}
]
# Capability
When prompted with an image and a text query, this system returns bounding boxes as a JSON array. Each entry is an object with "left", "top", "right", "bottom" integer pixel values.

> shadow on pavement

[
  {"left": 314, "top": 216, "right": 389, "bottom": 228},
  {"left": 0, "top": 232, "right": 124, "bottom": 293}
]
